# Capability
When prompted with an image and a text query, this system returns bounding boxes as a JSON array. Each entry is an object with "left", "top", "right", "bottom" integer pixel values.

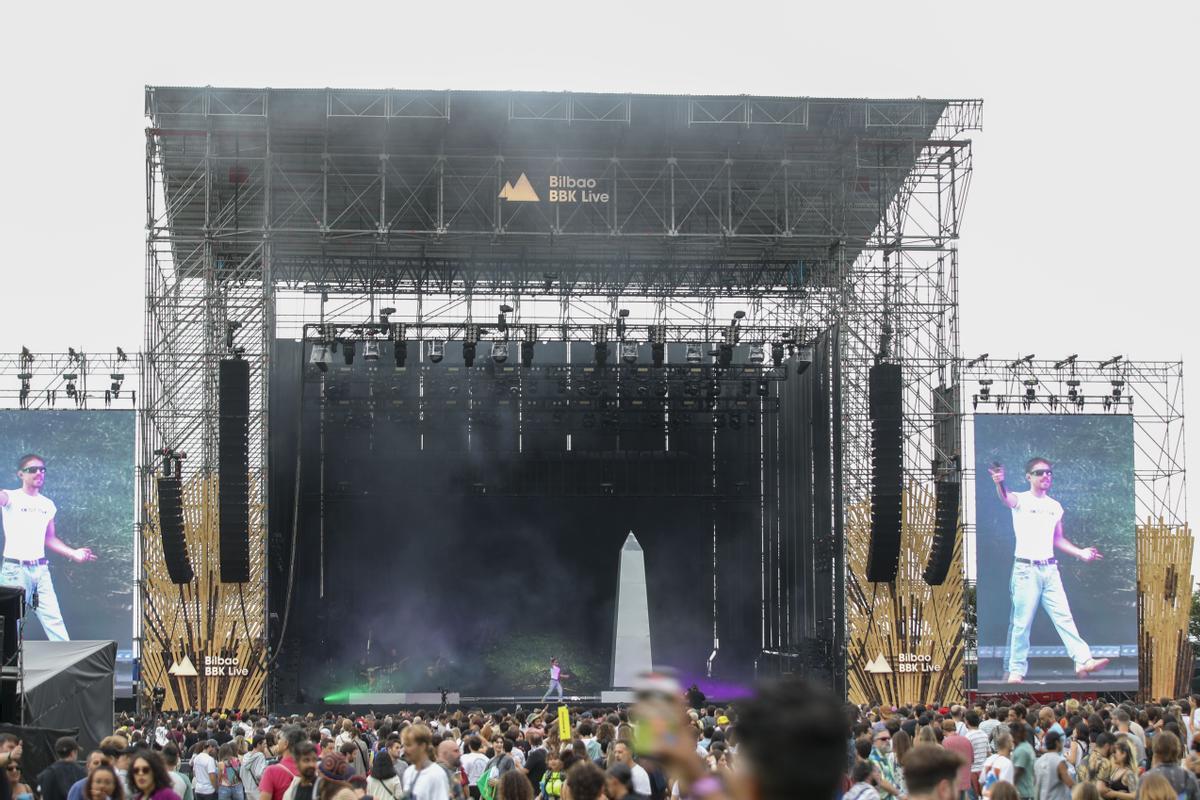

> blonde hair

[{"left": 1137, "top": 773, "right": 1178, "bottom": 800}]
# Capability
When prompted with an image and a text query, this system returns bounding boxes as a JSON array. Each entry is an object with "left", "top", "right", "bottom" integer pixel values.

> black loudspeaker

[
  {"left": 0, "top": 587, "right": 21, "bottom": 724},
  {"left": 866, "top": 363, "right": 903, "bottom": 582},
  {"left": 219, "top": 359, "right": 251, "bottom": 583},
  {"left": 924, "top": 480, "right": 961, "bottom": 585},
  {"left": 157, "top": 478, "right": 194, "bottom": 584}
]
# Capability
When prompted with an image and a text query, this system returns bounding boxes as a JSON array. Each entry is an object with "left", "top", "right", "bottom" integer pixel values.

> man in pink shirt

[{"left": 941, "top": 720, "right": 976, "bottom": 798}]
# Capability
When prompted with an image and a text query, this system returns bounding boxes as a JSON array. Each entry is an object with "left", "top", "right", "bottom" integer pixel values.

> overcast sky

[{"left": 1, "top": 1, "right": 1195, "bottom": 566}]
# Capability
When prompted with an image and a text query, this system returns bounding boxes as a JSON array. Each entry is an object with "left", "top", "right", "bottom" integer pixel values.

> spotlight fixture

[
  {"left": 966, "top": 353, "right": 989, "bottom": 368},
  {"left": 363, "top": 341, "right": 381, "bottom": 362},
  {"left": 491, "top": 341, "right": 508, "bottom": 363},
  {"left": 748, "top": 343, "right": 766, "bottom": 365},
  {"left": 685, "top": 344, "right": 703, "bottom": 364},
  {"left": 110, "top": 372, "right": 125, "bottom": 398},
  {"left": 795, "top": 345, "right": 814, "bottom": 375},
  {"left": 1098, "top": 355, "right": 1123, "bottom": 369},
  {"left": 770, "top": 342, "right": 785, "bottom": 367},
  {"left": 391, "top": 323, "right": 408, "bottom": 367},
  {"left": 309, "top": 343, "right": 332, "bottom": 371},
  {"left": 497, "top": 303, "right": 513, "bottom": 332},
  {"left": 379, "top": 307, "right": 397, "bottom": 325},
  {"left": 757, "top": 379, "right": 770, "bottom": 398},
  {"left": 17, "top": 372, "right": 31, "bottom": 409},
  {"left": 1066, "top": 379, "right": 1081, "bottom": 404},
  {"left": 463, "top": 341, "right": 476, "bottom": 367},
  {"left": 1054, "top": 354, "right": 1078, "bottom": 370},
  {"left": 428, "top": 340, "right": 445, "bottom": 364},
  {"left": 340, "top": 339, "right": 356, "bottom": 365},
  {"left": 1023, "top": 378, "right": 1038, "bottom": 408},
  {"left": 978, "top": 378, "right": 993, "bottom": 400},
  {"left": 1111, "top": 380, "right": 1125, "bottom": 401},
  {"left": 1009, "top": 354, "right": 1035, "bottom": 369},
  {"left": 62, "top": 373, "right": 78, "bottom": 399},
  {"left": 621, "top": 341, "right": 638, "bottom": 365},
  {"left": 717, "top": 343, "right": 733, "bottom": 368},
  {"left": 648, "top": 325, "right": 666, "bottom": 367}
]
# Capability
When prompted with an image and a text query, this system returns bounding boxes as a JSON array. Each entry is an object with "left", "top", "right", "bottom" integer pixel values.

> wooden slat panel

[{"left": 1137, "top": 518, "right": 1193, "bottom": 699}]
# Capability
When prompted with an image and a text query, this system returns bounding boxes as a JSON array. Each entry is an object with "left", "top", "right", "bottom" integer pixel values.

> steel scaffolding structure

[{"left": 144, "top": 87, "right": 981, "bottom": 703}]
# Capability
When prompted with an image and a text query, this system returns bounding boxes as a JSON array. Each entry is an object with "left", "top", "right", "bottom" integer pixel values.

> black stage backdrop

[{"left": 269, "top": 336, "right": 837, "bottom": 701}]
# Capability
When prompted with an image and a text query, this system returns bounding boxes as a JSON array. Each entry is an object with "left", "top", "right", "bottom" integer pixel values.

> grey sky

[{"left": 1, "top": 1, "right": 1194, "bottom": 564}]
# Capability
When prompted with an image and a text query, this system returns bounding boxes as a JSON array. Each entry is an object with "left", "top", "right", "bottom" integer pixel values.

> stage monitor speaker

[
  {"left": 219, "top": 358, "right": 251, "bottom": 583},
  {"left": 157, "top": 477, "right": 194, "bottom": 584},
  {"left": 923, "top": 480, "right": 961, "bottom": 585},
  {"left": 866, "top": 362, "right": 903, "bottom": 582}
]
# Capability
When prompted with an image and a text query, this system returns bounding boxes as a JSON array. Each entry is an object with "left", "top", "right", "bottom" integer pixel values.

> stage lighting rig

[
  {"left": 310, "top": 343, "right": 333, "bottom": 371},
  {"left": 620, "top": 341, "right": 638, "bottom": 365},
  {"left": 1022, "top": 378, "right": 1038, "bottom": 409},
  {"left": 748, "top": 344, "right": 766, "bottom": 365},
  {"left": 521, "top": 325, "right": 536, "bottom": 368},
  {"left": 1009, "top": 354, "right": 1035, "bottom": 370},
  {"left": 340, "top": 339, "right": 356, "bottom": 366},
  {"left": 62, "top": 373, "right": 78, "bottom": 399},
  {"left": 390, "top": 323, "right": 408, "bottom": 367},
  {"left": 1099, "top": 355, "right": 1123, "bottom": 369},
  {"left": 110, "top": 373, "right": 125, "bottom": 398},
  {"left": 593, "top": 325, "right": 609, "bottom": 367},
  {"left": 463, "top": 325, "right": 479, "bottom": 367},
  {"left": 379, "top": 307, "right": 397, "bottom": 325},
  {"left": 427, "top": 340, "right": 445, "bottom": 364},
  {"left": 1111, "top": 380, "right": 1125, "bottom": 402},
  {"left": 795, "top": 345, "right": 814, "bottom": 375},
  {"left": 491, "top": 341, "right": 508, "bottom": 363},
  {"left": 966, "top": 353, "right": 988, "bottom": 368},
  {"left": 362, "top": 340, "right": 381, "bottom": 362},
  {"left": 17, "top": 372, "right": 31, "bottom": 409},
  {"left": 1066, "top": 379, "right": 1082, "bottom": 408},
  {"left": 973, "top": 378, "right": 993, "bottom": 409},
  {"left": 1054, "top": 354, "right": 1078, "bottom": 370},
  {"left": 497, "top": 304, "right": 513, "bottom": 333},
  {"left": 648, "top": 325, "right": 666, "bottom": 367},
  {"left": 685, "top": 344, "right": 703, "bottom": 364},
  {"left": 771, "top": 342, "right": 785, "bottom": 367}
]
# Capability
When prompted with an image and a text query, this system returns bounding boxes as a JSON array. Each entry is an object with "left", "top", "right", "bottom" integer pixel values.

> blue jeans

[
  {"left": 541, "top": 679, "right": 563, "bottom": 701},
  {"left": 1006, "top": 562, "right": 1092, "bottom": 676},
  {"left": 219, "top": 785, "right": 245, "bottom": 800},
  {"left": 0, "top": 562, "right": 68, "bottom": 641}
]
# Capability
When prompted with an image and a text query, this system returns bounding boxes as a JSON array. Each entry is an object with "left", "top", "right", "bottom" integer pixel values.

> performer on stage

[
  {"left": 989, "top": 457, "right": 1109, "bottom": 683},
  {"left": 541, "top": 657, "right": 563, "bottom": 702},
  {"left": 0, "top": 454, "right": 97, "bottom": 641}
]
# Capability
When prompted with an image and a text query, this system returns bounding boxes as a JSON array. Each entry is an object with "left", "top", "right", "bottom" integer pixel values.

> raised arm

[
  {"left": 44, "top": 518, "right": 98, "bottom": 562},
  {"left": 989, "top": 465, "right": 1018, "bottom": 509}
]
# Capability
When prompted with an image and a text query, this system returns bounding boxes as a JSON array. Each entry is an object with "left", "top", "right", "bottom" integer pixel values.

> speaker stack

[
  {"left": 157, "top": 477, "right": 194, "bottom": 583},
  {"left": 924, "top": 383, "right": 962, "bottom": 585},
  {"left": 218, "top": 359, "right": 251, "bottom": 583},
  {"left": 866, "top": 363, "right": 904, "bottom": 582}
]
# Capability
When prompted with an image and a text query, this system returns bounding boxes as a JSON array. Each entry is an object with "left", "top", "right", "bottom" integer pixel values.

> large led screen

[
  {"left": 0, "top": 411, "right": 135, "bottom": 659},
  {"left": 974, "top": 414, "right": 1136, "bottom": 691}
]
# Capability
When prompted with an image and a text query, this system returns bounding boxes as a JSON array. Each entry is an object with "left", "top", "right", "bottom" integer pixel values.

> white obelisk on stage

[{"left": 603, "top": 531, "right": 653, "bottom": 702}]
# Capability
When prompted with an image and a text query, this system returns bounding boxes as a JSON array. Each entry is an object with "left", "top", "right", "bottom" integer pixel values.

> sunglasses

[
  {"left": 132, "top": 767, "right": 152, "bottom": 775},
  {"left": 19, "top": 466, "right": 45, "bottom": 474},
  {"left": 1029, "top": 469, "right": 1052, "bottom": 477}
]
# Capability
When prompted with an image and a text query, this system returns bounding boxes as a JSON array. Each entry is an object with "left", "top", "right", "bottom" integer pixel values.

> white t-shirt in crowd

[
  {"left": 192, "top": 752, "right": 219, "bottom": 794},
  {"left": 1010, "top": 491, "right": 1063, "bottom": 560},
  {"left": 631, "top": 763, "right": 652, "bottom": 796},
  {"left": 401, "top": 764, "right": 449, "bottom": 800},
  {"left": 1, "top": 490, "right": 55, "bottom": 560},
  {"left": 460, "top": 752, "right": 489, "bottom": 786},
  {"left": 980, "top": 753, "right": 1013, "bottom": 796}
]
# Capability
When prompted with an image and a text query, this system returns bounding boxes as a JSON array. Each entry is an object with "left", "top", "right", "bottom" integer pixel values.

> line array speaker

[
  {"left": 219, "top": 358, "right": 251, "bottom": 583},
  {"left": 923, "top": 480, "right": 961, "bottom": 585},
  {"left": 156, "top": 477, "right": 194, "bottom": 584},
  {"left": 866, "top": 362, "right": 903, "bottom": 582}
]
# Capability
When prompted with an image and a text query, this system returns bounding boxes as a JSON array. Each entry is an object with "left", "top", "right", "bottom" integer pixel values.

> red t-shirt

[
  {"left": 942, "top": 734, "right": 975, "bottom": 792},
  {"left": 258, "top": 756, "right": 299, "bottom": 800}
]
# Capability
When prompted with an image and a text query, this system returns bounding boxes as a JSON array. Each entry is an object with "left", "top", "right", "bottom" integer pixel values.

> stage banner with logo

[
  {"left": 0, "top": 410, "right": 135, "bottom": 694},
  {"left": 973, "top": 414, "right": 1137, "bottom": 692}
]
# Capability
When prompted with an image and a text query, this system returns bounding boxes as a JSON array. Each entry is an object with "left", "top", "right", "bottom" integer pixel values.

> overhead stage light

[
  {"left": 621, "top": 341, "right": 638, "bottom": 365},
  {"left": 310, "top": 343, "right": 332, "bottom": 371},
  {"left": 463, "top": 341, "right": 476, "bottom": 367},
  {"left": 771, "top": 342, "right": 785, "bottom": 367},
  {"left": 363, "top": 341, "right": 381, "bottom": 362},
  {"left": 340, "top": 340, "right": 356, "bottom": 366},
  {"left": 491, "top": 341, "right": 508, "bottom": 363},
  {"left": 428, "top": 340, "right": 445, "bottom": 364},
  {"left": 685, "top": 344, "right": 703, "bottom": 364},
  {"left": 795, "top": 345, "right": 814, "bottom": 375},
  {"left": 749, "top": 344, "right": 765, "bottom": 365}
]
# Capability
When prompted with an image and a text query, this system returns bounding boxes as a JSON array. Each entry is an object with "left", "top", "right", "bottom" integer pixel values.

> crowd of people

[
  {"left": 849, "top": 695, "right": 1200, "bottom": 799},
  {"left": 10, "top": 682, "right": 1200, "bottom": 800}
]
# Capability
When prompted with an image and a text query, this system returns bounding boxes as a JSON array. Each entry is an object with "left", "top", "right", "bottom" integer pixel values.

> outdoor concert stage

[{"left": 140, "top": 87, "right": 988, "bottom": 710}]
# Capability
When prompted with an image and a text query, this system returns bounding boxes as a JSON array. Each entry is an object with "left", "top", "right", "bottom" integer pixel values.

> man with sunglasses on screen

[
  {"left": 0, "top": 454, "right": 97, "bottom": 641},
  {"left": 989, "top": 456, "right": 1109, "bottom": 684}
]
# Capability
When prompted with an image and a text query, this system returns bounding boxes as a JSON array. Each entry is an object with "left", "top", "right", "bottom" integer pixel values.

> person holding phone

[{"left": 989, "top": 457, "right": 1109, "bottom": 683}]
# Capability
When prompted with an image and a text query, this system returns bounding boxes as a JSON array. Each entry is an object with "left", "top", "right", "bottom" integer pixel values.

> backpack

[{"left": 475, "top": 764, "right": 498, "bottom": 800}]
